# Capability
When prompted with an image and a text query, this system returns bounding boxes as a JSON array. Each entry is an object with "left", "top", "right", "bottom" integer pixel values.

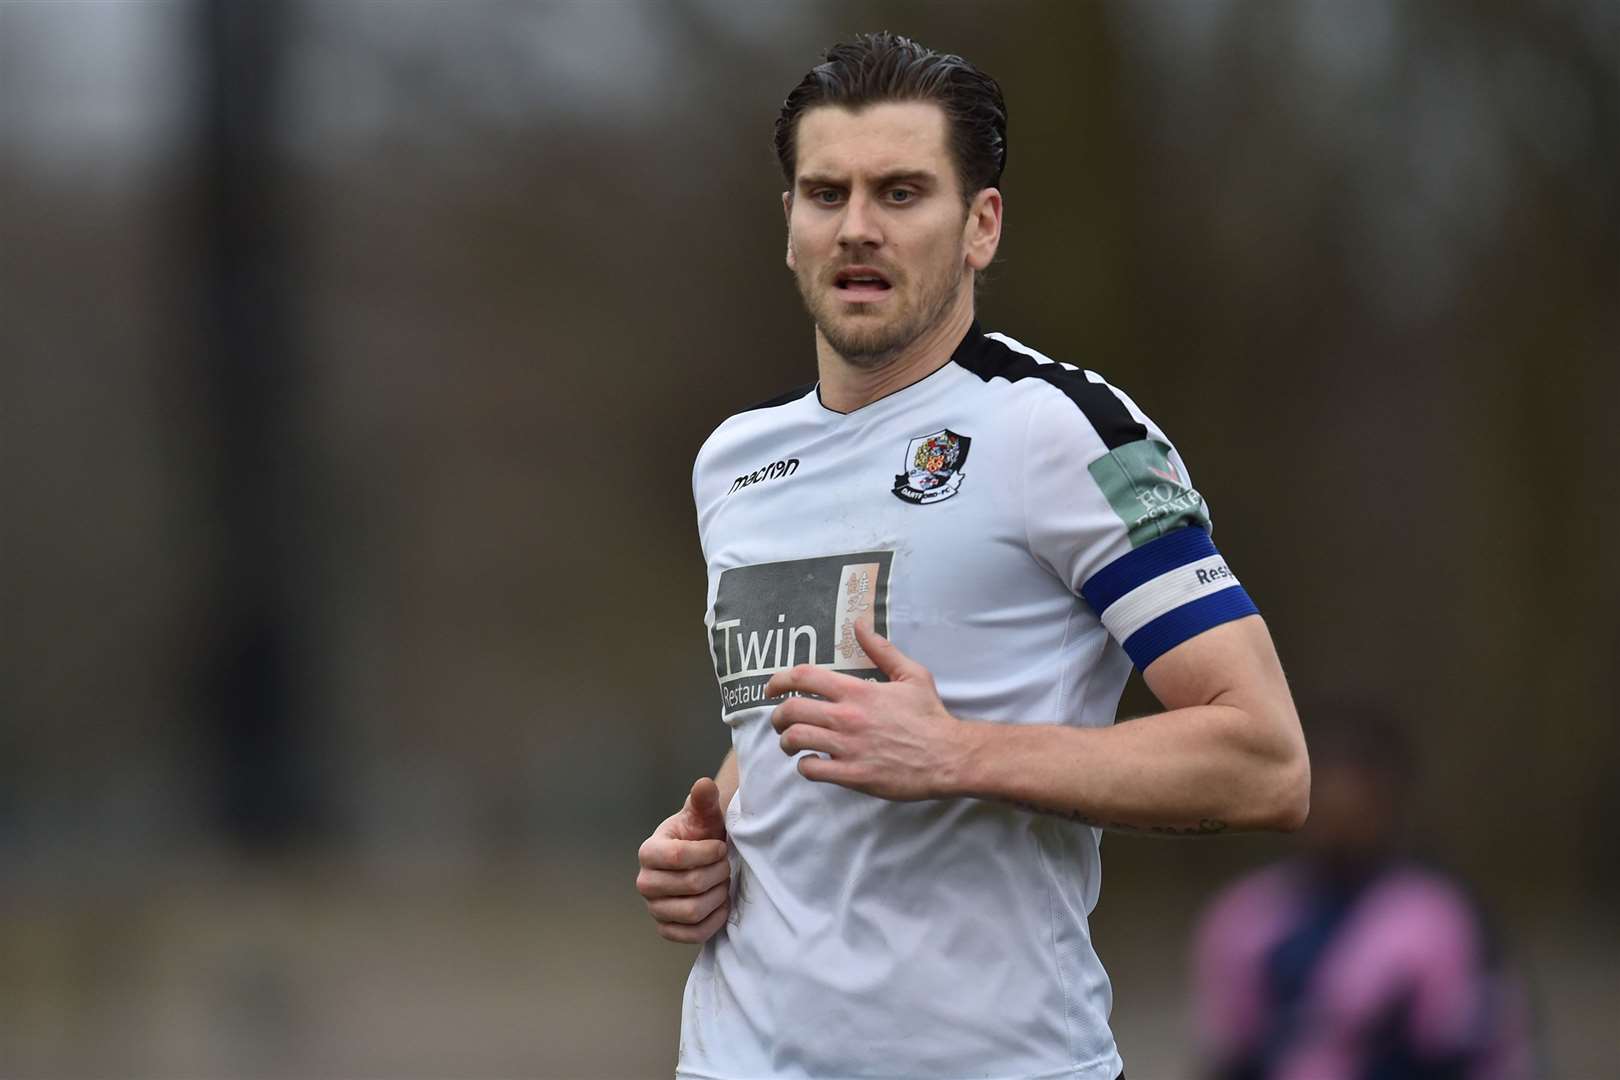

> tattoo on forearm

[{"left": 1004, "top": 799, "right": 1227, "bottom": 836}]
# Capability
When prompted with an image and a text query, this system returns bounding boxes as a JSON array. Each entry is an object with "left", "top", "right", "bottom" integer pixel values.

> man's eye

[
  {"left": 888, "top": 189, "right": 915, "bottom": 203},
  {"left": 814, "top": 190, "right": 843, "bottom": 205}
]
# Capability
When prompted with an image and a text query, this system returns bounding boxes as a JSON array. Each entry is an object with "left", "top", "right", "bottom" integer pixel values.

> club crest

[{"left": 892, "top": 428, "right": 971, "bottom": 505}]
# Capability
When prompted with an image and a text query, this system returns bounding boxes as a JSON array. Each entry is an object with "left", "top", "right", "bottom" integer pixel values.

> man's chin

[{"left": 820, "top": 322, "right": 912, "bottom": 365}]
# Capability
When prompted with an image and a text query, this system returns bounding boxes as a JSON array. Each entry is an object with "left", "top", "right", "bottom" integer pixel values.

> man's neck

[{"left": 814, "top": 292, "right": 975, "bottom": 414}]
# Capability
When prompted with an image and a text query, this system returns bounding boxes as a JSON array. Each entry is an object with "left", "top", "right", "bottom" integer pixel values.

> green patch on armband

[{"left": 1088, "top": 438, "right": 1210, "bottom": 548}]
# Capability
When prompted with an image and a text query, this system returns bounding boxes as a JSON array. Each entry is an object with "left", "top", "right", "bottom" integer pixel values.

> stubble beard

[{"left": 797, "top": 258, "right": 965, "bottom": 371}]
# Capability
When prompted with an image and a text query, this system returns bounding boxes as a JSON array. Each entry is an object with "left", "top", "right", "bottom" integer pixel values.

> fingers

[
  {"left": 688, "top": 777, "right": 720, "bottom": 819},
  {"left": 797, "top": 752, "right": 861, "bottom": 788},
  {"left": 852, "top": 619, "right": 924, "bottom": 681},
  {"left": 778, "top": 722, "right": 845, "bottom": 758},
  {"left": 645, "top": 877, "right": 730, "bottom": 926},
  {"left": 637, "top": 856, "right": 733, "bottom": 900},
  {"left": 639, "top": 834, "right": 729, "bottom": 871},
  {"left": 682, "top": 777, "right": 727, "bottom": 840},
  {"left": 639, "top": 779, "right": 737, "bottom": 944},
  {"left": 769, "top": 693, "right": 844, "bottom": 734},
  {"left": 763, "top": 663, "right": 864, "bottom": 701},
  {"left": 639, "top": 801, "right": 734, "bottom": 945},
  {"left": 654, "top": 892, "right": 731, "bottom": 945}
]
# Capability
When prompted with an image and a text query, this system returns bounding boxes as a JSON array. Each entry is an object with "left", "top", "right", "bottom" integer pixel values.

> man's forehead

[{"left": 793, "top": 101, "right": 951, "bottom": 180}]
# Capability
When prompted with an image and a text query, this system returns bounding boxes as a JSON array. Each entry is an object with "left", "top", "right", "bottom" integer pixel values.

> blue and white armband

[{"left": 1080, "top": 527, "right": 1258, "bottom": 669}]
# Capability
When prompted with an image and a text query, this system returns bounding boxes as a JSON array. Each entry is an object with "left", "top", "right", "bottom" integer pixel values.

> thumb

[
  {"left": 682, "top": 777, "right": 727, "bottom": 840},
  {"left": 854, "top": 618, "right": 919, "bottom": 681}
]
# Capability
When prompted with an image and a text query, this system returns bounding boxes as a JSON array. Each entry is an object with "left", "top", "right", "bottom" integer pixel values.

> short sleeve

[{"left": 1023, "top": 381, "right": 1258, "bottom": 669}]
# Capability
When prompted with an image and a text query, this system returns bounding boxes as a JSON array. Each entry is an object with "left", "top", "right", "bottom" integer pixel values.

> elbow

[
  {"left": 1229, "top": 695, "right": 1310, "bottom": 833},
  {"left": 1227, "top": 724, "right": 1310, "bottom": 833},
  {"left": 1266, "top": 747, "right": 1311, "bottom": 833}
]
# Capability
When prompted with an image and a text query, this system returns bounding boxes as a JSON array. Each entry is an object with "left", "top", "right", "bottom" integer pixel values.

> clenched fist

[{"left": 636, "top": 777, "right": 732, "bottom": 944}]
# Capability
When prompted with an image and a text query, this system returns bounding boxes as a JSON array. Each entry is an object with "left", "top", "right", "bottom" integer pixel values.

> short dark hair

[{"left": 774, "top": 32, "right": 1007, "bottom": 202}]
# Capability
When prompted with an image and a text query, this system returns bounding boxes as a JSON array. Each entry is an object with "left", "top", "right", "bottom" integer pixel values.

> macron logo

[{"left": 729, "top": 457, "right": 800, "bottom": 495}]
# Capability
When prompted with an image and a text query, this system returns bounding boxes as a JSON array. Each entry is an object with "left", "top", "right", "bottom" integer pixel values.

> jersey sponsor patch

[
  {"left": 1080, "top": 527, "right": 1257, "bottom": 669},
  {"left": 1088, "top": 438, "right": 1208, "bottom": 548},
  {"left": 892, "top": 428, "right": 971, "bottom": 505},
  {"left": 711, "top": 551, "right": 892, "bottom": 717}
]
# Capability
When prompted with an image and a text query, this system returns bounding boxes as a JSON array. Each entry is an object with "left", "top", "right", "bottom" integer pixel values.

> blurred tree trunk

[{"left": 193, "top": 0, "right": 325, "bottom": 851}]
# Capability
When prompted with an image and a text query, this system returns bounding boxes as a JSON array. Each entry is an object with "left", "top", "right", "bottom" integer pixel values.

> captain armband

[{"left": 1079, "top": 527, "right": 1259, "bottom": 669}]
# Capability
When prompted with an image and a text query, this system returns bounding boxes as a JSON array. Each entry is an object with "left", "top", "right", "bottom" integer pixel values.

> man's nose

[{"left": 837, "top": 192, "right": 882, "bottom": 249}]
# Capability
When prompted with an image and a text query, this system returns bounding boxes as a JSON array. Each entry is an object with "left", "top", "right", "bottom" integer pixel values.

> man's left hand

[{"left": 763, "top": 621, "right": 975, "bottom": 801}]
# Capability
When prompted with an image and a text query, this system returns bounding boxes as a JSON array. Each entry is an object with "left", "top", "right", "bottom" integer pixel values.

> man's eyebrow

[
  {"left": 873, "top": 170, "right": 937, "bottom": 188},
  {"left": 796, "top": 173, "right": 845, "bottom": 190},
  {"left": 796, "top": 169, "right": 939, "bottom": 190}
]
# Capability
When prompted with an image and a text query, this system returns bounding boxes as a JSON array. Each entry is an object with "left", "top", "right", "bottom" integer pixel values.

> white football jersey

[{"left": 677, "top": 325, "right": 1257, "bottom": 1080}]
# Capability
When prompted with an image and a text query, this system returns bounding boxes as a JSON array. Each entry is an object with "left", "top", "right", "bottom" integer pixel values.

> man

[
  {"left": 636, "top": 32, "right": 1309, "bottom": 1080},
  {"left": 1191, "top": 707, "right": 1535, "bottom": 1079}
]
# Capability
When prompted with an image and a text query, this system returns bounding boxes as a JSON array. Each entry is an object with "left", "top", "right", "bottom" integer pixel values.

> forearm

[
  {"left": 763, "top": 616, "right": 1308, "bottom": 830},
  {"left": 715, "top": 748, "right": 739, "bottom": 812},
  {"left": 949, "top": 703, "right": 1308, "bottom": 834}
]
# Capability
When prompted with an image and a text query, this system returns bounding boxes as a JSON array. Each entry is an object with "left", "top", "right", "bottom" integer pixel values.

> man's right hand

[{"left": 636, "top": 777, "right": 732, "bottom": 944}]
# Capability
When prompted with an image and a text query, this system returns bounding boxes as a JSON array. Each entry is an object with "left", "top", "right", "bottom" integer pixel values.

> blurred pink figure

[{"left": 1191, "top": 708, "right": 1536, "bottom": 1080}]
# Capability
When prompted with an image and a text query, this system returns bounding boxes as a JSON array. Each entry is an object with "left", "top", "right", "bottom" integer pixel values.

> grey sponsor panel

[{"left": 711, "top": 551, "right": 893, "bottom": 716}]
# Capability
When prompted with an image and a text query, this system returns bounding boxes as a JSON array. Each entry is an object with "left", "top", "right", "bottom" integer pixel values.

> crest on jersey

[{"left": 892, "top": 428, "right": 971, "bottom": 505}]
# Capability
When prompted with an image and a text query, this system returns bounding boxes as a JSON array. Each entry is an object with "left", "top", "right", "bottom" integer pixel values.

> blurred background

[{"left": 2, "top": 1, "right": 1616, "bottom": 1076}]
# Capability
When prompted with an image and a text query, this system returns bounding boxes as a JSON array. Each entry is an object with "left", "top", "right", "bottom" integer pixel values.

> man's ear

[
  {"left": 783, "top": 190, "right": 797, "bottom": 271},
  {"left": 964, "top": 187, "right": 1004, "bottom": 272}
]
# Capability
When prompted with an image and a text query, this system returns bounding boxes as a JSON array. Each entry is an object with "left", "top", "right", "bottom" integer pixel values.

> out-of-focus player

[{"left": 1192, "top": 705, "right": 1536, "bottom": 1079}]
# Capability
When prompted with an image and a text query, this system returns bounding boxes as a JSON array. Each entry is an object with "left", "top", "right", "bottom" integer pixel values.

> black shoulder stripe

[
  {"left": 952, "top": 328, "right": 1147, "bottom": 450},
  {"left": 737, "top": 382, "right": 816, "bottom": 414}
]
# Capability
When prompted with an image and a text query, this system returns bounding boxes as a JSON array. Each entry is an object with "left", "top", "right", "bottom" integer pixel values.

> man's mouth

[{"left": 833, "top": 267, "right": 894, "bottom": 300}]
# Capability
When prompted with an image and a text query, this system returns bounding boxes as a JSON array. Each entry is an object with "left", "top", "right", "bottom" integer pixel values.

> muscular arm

[
  {"left": 766, "top": 616, "right": 1309, "bottom": 834},
  {"left": 954, "top": 615, "right": 1309, "bottom": 834}
]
